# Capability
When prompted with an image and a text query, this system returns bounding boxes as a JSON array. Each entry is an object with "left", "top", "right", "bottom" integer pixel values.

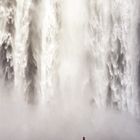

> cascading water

[
  {"left": 87, "top": 0, "right": 140, "bottom": 115},
  {"left": 0, "top": 0, "right": 140, "bottom": 140}
]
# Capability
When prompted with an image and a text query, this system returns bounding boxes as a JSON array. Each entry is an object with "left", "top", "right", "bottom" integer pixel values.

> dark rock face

[
  {"left": 0, "top": 0, "right": 15, "bottom": 84},
  {"left": 25, "top": 2, "right": 41, "bottom": 104},
  {"left": 0, "top": 35, "right": 14, "bottom": 82}
]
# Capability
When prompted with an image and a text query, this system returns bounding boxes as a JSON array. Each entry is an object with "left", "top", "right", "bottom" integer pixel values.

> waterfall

[
  {"left": 40, "top": 0, "right": 59, "bottom": 102},
  {"left": 0, "top": 0, "right": 140, "bottom": 114},
  {"left": 88, "top": 0, "right": 140, "bottom": 115},
  {"left": 0, "top": 0, "right": 140, "bottom": 139}
]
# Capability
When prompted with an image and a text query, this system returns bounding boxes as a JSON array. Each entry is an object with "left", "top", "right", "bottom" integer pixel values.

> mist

[{"left": 0, "top": 93, "right": 140, "bottom": 140}]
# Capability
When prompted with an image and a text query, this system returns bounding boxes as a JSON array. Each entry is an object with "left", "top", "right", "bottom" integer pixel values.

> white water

[{"left": 0, "top": 0, "right": 140, "bottom": 139}]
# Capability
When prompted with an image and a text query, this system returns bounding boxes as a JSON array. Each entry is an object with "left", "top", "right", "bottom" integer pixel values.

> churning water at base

[{"left": 0, "top": 0, "right": 140, "bottom": 140}]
